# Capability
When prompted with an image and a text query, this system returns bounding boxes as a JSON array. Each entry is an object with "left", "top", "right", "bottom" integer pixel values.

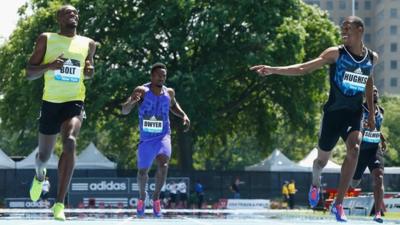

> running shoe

[
  {"left": 308, "top": 185, "right": 320, "bottom": 208},
  {"left": 373, "top": 211, "right": 383, "bottom": 223},
  {"left": 153, "top": 199, "right": 162, "bottom": 217},
  {"left": 137, "top": 199, "right": 145, "bottom": 217},
  {"left": 52, "top": 202, "right": 66, "bottom": 221},
  {"left": 29, "top": 168, "right": 46, "bottom": 202},
  {"left": 331, "top": 203, "right": 347, "bottom": 222}
]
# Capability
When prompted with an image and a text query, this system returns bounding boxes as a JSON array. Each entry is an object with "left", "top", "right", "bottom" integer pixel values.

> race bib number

[
  {"left": 54, "top": 58, "right": 81, "bottom": 82},
  {"left": 362, "top": 130, "right": 381, "bottom": 143},
  {"left": 143, "top": 116, "right": 163, "bottom": 133},
  {"left": 342, "top": 70, "right": 368, "bottom": 92}
]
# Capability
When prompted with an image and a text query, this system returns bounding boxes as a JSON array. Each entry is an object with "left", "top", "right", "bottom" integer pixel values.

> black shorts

[
  {"left": 40, "top": 191, "right": 49, "bottom": 200},
  {"left": 318, "top": 109, "right": 362, "bottom": 151},
  {"left": 353, "top": 145, "right": 384, "bottom": 180},
  {"left": 39, "top": 100, "right": 84, "bottom": 135},
  {"left": 179, "top": 193, "right": 188, "bottom": 201},
  {"left": 170, "top": 193, "right": 177, "bottom": 203},
  {"left": 160, "top": 191, "right": 166, "bottom": 199}
]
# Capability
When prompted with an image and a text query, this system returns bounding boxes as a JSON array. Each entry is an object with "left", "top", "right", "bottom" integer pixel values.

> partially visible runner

[
  {"left": 288, "top": 179, "right": 297, "bottom": 209},
  {"left": 351, "top": 86, "right": 386, "bottom": 223},
  {"left": 169, "top": 181, "right": 178, "bottom": 209},
  {"left": 26, "top": 5, "right": 96, "bottom": 221},
  {"left": 177, "top": 180, "right": 188, "bottom": 208},
  {"left": 250, "top": 16, "right": 377, "bottom": 222},
  {"left": 230, "top": 177, "right": 241, "bottom": 199},
  {"left": 121, "top": 63, "right": 190, "bottom": 217},
  {"left": 195, "top": 180, "right": 205, "bottom": 209},
  {"left": 282, "top": 181, "right": 289, "bottom": 209}
]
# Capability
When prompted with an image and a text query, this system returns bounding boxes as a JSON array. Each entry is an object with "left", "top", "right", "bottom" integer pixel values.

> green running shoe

[
  {"left": 52, "top": 202, "right": 66, "bottom": 221},
  {"left": 29, "top": 168, "right": 46, "bottom": 202}
]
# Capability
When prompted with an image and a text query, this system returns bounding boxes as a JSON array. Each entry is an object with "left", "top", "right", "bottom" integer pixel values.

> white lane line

[
  {"left": 116, "top": 216, "right": 134, "bottom": 225},
  {"left": 22, "top": 220, "right": 53, "bottom": 225},
  {"left": 178, "top": 216, "right": 214, "bottom": 225}
]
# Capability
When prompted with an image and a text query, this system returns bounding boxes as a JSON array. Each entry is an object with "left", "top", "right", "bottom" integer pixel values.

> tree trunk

[{"left": 176, "top": 128, "right": 194, "bottom": 171}]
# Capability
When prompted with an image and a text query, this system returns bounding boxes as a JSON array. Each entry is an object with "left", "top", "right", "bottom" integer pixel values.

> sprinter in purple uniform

[{"left": 122, "top": 63, "right": 190, "bottom": 217}]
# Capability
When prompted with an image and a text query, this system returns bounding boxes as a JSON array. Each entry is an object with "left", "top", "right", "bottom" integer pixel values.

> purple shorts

[{"left": 137, "top": 135, "right": 171, "bottom": 169}]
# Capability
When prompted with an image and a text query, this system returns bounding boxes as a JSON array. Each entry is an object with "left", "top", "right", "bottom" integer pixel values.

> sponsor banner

[
  {"left": 70, "top": 178, "right": 129, "bottom": 194},
  {"left": 129, "top": 177, "right": 190, "bottom": 194},
  {"left": 341, "top": 196, "right": 400, "bottom": 215},
  {"left": 385, "top": 198, "right": 400, "bottom": 213},
  {"left": 68, "top": 177, "right": 189, "bottom": 208},
  {"left": 68, "top": 194, "right": 128, "bottom": 208},
  {"left": 226, "top": 199, "right": 270, "bottom": 209},
  {"left": 69, "top": 195, "right": 157, "bottom": 208},
  {"left": 6, "top": 198, "right": 55, "bottom": 208},
  {"left": 342, "top": 196, "right": 374, "bottom": 216},
  {"left": 70, "top": 177, "right": 190, "bottom": 194},
  {"left": 83, "top": 196, "right": 129, "bottom": 208}
]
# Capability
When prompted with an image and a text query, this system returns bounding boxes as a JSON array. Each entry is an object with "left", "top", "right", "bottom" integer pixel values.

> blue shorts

[{"left": 137, "top": 135, "right": 171, "bottom": 169}]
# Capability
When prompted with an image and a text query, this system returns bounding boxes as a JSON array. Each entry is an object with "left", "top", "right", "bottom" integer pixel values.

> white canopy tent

[
  {"left": 245, "top": 149, "right": 310, "bottom": 172},
  {"left": 16, "top": 147, "right": 59, "bottom": 169},
  {"left": 0, "top": 148, "right": 15, "bottom": 169},
  {"left": 75, "top": 142, "right": 117, "bottom": 169},
  {"left": 383, "top": 167, "right": 400, "bottom": 174},
  {"left": 298, "top": 148, "right": 341, "bottom": 173}
]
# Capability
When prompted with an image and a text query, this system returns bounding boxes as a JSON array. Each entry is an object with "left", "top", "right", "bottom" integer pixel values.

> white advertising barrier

[
  {"left": 226, "top": 199, "right": 270, "bottom": 209},
  {"left": 68, "top": 177, "right": 189, "bottom": 208},
  {"left": 385, "top": 198, "right": 400, "bottom": 213},
  {"left": 341, "top": 196, "right": 374, "bottom": 216},
  {"left": 6, "top": 198, "right": 55, "bottom": 208}
]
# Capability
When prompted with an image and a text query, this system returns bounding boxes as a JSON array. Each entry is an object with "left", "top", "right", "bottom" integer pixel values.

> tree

[
  {"left": 380, "top": 96, "right": 400, "bottom": 166},
  {"left": 0, "top": 0, "right": 340, "bottom": 170}
]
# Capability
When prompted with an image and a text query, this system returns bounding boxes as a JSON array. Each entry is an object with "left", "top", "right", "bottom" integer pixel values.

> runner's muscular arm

[
  {"left": 366, "top": 52, "right": 379, "bottom": 130},
  {"left": 84, "top": 40, "right": 96, "bottom": 79},
  {"left": 250, "top": 47, "right": 339, "bottom": 76},
  {"left": 26, "top": 33, "right": 65, "bottom": 80},
  {"left": 168, "top": 88, "right": 190, "bottom": 132},
  {"left": 121, "top": 86, "right": 145, "bottom": 115}
]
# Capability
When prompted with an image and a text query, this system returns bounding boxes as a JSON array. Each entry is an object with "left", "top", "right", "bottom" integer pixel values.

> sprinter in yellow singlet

[{"left": 25, "top": 5, "right": 96, "bottom": 221}]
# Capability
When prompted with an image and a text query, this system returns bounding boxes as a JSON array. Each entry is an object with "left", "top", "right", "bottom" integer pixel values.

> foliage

[
  {"left": 380, "top": 96, "right": 400, "bottom": 166},
  {"left": 0, "top": 0, "right": 343, "bottom": 170}
]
